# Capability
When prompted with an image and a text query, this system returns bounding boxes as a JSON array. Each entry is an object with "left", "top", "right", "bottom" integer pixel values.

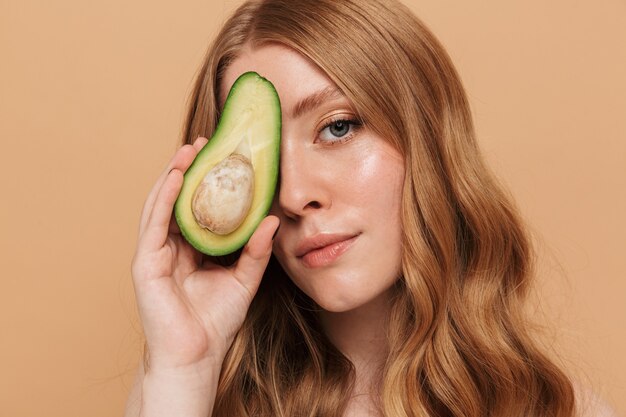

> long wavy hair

[{"left": 180, "top": 0, "right": 576, "bottom": 416}]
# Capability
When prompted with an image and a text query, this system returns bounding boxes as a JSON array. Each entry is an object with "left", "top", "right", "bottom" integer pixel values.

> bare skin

[
  {"left": 319, "top": 289, "right": 393, "bottom": 417},
  {"left": 125, "top": 136, "right": 279, "bottom": 417},
  {"left": 220, "top": 42, "right": 405, "bottom": 416},
  {"left": 124, "top": 43, "right": 618, "bottom": 417}
]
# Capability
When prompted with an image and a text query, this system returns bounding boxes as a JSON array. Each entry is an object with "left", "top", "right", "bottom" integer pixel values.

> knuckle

[
  {"left": 130, "top": 251, "right": 153, "bottom": 283},
  {"left": 130, "top": 254, "right": 142, "bottom": 279},
  {"left": 180, "top": 144, "right": 195, "bottom": 155}
]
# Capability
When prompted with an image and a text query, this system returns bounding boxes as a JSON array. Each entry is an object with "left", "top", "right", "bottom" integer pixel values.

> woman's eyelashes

[{"left": 316, "top": 116, "right": 363, "bottom": 145}]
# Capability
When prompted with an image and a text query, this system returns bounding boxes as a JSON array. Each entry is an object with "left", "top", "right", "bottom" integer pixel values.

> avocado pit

[{"left": 191, "top": 153, "right": 255, "bottom": 235}]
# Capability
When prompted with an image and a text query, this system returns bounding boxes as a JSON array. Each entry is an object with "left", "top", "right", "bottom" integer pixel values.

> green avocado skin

[{"left": 174, "top": 71, "right": 281, "bottom": 256}]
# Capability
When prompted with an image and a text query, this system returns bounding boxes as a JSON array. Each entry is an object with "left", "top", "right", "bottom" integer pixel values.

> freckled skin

[{"left": 220, "top": 44, "right": 405, "bottom": 313}]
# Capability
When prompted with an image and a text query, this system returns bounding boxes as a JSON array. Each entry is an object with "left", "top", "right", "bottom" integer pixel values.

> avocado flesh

[{"left": 174, "top": 71, "right": 281, "bottom": 256}]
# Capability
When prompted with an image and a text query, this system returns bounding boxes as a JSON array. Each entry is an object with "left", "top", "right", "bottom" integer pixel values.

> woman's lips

[{"left": 297, "top": 234, "right": 359, "bottom": 268}]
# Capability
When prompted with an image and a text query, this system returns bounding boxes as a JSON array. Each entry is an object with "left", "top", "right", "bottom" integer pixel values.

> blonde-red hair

[{"left": 181, "top": 1, "right": 577, "bottom": 415}]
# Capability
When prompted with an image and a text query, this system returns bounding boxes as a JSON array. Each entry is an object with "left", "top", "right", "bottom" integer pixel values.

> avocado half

[{"left": 174, "top": 71, "right": 281, "bottom": 256}]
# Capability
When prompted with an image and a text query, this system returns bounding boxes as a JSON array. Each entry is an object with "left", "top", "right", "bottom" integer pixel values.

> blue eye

[{"left": 318, "top": 118, "right": 362, "bottom": 144}]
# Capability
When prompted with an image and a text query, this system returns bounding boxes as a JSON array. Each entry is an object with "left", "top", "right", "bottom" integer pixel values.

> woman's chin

[
  {"left": 312, "top": 295, "right": 360, "bottom": 314},
  {"left": 306, "top": 282, "right": 397, "bottom": 315}
]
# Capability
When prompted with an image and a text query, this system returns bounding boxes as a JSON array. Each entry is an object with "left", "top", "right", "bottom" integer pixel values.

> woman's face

[{"left": 220, "top": 43, "right": 404, "bottom": 313}]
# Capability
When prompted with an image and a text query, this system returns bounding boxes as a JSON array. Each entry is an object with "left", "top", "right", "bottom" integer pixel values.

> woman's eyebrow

[{"left": 290, "top": 86, "right": 345, "bottom": 119}]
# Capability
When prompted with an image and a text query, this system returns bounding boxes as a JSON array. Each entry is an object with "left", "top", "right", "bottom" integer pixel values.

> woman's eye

[{"left": 318, "top": 118, "right": 362, "bottom": 144}]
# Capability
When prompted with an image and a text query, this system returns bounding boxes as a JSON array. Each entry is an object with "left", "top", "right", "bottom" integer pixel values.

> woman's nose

[{"left": 275, "top": 144, "right": 329, "bottom": 219}]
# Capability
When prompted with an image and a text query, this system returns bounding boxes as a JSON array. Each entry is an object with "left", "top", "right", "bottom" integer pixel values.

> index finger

[
  {"left": 138, "top": 137, "right": 208, "bottom": 237},
  {"left": 137, "top": 168, "right": 185, "bottom": 253}
]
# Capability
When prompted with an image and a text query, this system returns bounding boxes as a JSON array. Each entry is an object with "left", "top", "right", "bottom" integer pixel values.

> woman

[{"left": 125, "top": 0, "right": 615, "bottom": 416}]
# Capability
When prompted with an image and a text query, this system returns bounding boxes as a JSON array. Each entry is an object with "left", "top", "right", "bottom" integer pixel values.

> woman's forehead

[{"left": 218, "top": 43, "right": 342, "bottom": 116}]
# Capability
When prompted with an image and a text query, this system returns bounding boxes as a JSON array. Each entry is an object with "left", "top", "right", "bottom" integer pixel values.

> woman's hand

[
  {"left": 131, "top": 136, "right": 279, "bottom": 373},
  {"left": 126, "top": 137, "right": 279, "bottom": 416}
]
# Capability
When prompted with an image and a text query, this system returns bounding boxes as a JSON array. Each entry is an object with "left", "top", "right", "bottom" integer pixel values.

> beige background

[{"left": 1, "top": 0, "right": 624, "bottom": 416}]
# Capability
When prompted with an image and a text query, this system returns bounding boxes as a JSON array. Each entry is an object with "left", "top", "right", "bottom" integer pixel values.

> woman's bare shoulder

[{"left": 574, "top": 382, "right": 620, "bottom": 417}]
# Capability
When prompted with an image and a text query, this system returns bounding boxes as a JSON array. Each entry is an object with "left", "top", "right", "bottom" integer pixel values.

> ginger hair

[{"left": 180, "top": 1, "right": 576, "bottom": 416}]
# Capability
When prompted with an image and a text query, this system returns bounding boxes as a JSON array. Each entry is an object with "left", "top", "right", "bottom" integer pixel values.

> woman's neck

[
  {"left": 319, "top": 292, "right": 391, "bottom": 362},
  {"left": 319, "top": 288, "right": 393, "bottom": 375},
  {"left": 317, "top": 288, "right": 393, "bottom": 416}
]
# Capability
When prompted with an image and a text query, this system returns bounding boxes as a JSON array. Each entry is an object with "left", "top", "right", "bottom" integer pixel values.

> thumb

[{"left": 231, "top": 215, "right": 280, "bottom": 294}]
